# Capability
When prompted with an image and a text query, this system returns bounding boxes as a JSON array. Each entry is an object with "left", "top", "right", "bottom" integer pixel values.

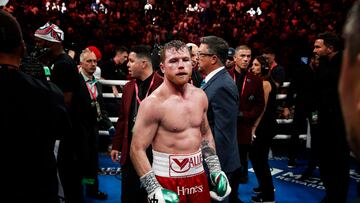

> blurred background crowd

[{"left": 1, "top": 0, "right": 356, "bottom": 79}]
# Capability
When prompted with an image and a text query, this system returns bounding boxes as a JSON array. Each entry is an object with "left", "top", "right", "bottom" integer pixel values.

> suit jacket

[
  {"left": 316, "top": 52, "right": 346, "bottom": 139},
  {"left": 113, "top": 72, "right": 163, "bottom": 165},
  {"left": 71, "top": 73, "right": 112, "bottom": 164},
  {"left": 202, "top": 68, "right": 240, "bottom": 173},
  {"left": 228, "top": 68, "right": 265, "bottom": 144}
]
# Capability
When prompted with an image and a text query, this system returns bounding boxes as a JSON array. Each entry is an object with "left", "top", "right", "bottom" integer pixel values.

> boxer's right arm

[
  {"left": 130, "top": 97, "right": 179, "bottom": 203},
  {"left": 130, "top": 97, "right": 159, "bottom": 176},
  {"left": 140, "top": 170, "right": 179, "bottom": 203}
]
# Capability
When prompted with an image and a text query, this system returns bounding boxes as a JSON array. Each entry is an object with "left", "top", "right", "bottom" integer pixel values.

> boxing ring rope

[
  {"left": 97, "top": 79, "right": 127, "bottom": 136},
  {"left": 98, "top": 80, "right": 309, "bottom": 141}
]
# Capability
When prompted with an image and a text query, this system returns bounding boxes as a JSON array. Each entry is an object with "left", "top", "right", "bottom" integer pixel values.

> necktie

[{"left": 200, "top": 79, "right": 206, "bottom": 88}]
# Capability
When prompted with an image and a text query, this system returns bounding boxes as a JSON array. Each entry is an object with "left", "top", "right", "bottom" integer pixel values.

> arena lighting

[
  {"left": 61, "top": 3, "right": 66, "bottom": 13},
  {"left": 91, "top": 0, "right": 108, "bottom": 14},
  {"left": 45, "top": 1, "right": 50, "bottom": 11},
  {"left": 0, "top": 0, "right": 8, "bottom": 6},
  {"left": 246, "top": 7, "right": 262, "bottom": 17},
  {"left": 45, "top": 1, "right": 67, "bottom": 13},
  {"left": 144, "top": 0, "right": 153, "bottom": 14},
  {"left": 256, "top": 7, "right": 262, "bottom": 15},
  {"left": 186, "top": 3, "right": 205, "bottom": 13}
]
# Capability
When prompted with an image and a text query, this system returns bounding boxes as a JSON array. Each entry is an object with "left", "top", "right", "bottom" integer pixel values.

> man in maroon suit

[
  {"left": 228, "top": 45, "right": 264, "bottom": 202},
  {"left": 110, "top": 45, "right": 163, "bottom": 203}
]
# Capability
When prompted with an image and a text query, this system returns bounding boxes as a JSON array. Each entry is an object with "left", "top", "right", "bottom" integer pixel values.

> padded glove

[
  {"left": 209, "top": 171, "right": 231, "bottom": 201},
  {"left": 147, "top": 187, "right": 179, "bottom": 203},
  {"left": 140, "top": 170, "right": 179, "bottom": 203}
]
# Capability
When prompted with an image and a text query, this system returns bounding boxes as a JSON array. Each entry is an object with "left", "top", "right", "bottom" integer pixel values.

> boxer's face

[{"left": 161, "top": 47, "right": 192, "bottom": 86}]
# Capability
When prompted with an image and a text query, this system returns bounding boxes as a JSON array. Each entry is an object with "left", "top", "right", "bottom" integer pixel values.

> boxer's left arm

[
  {"left": 200, "top": 106, "right": 231, "bottom": 201},
  {"left": 130, "top": 96, "right": 159, "bottom": 178}
]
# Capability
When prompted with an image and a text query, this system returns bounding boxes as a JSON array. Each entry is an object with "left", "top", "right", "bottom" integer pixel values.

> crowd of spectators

[{"left": 2, "top": 0, "right": 356, "bottom": 78}]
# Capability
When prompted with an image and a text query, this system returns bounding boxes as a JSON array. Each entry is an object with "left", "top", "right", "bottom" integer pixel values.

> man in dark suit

[
  {"left": 284, "top": 54, "right": 319, "bottom": 170},
  {"left": 0, "top": 10, "right": 69, "bottom": 202},
  {"left": 225, "top": 47, "right": 236, "bottom": 70},
  {"left": 110, "top": 45, "right": 163, "bottom": 203},
  {"left": 76, "top": 48, "right": 114, "bottom": 200},
  {"left": 198, "top": 35, "right": 240, "bottom": 203},
  {"left": 314, "top": 32, "right": 349, "bottom": 203},
  {"left": 228, "top": 45, "right": 264, "bottom": 190}
]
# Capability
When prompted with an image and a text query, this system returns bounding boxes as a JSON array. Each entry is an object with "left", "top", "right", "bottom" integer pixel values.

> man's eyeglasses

[{"left": 197, "top": 52, "right": 215, "bottom": 57}]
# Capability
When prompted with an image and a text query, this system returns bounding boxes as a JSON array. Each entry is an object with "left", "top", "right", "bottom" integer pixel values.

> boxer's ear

[{"left": 160, "top": 62, "right": 165, "bottom": 74}]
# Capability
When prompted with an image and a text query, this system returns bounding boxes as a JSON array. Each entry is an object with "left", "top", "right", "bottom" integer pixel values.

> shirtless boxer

[{"left": 130, "top": 40, "right": 231, "bottom": 203}]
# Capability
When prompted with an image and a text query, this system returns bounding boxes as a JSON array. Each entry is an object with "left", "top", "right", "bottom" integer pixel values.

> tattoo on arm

[
  {"left": 200, "top": 116, "right": 208, "bottom": 135},
  {"left": 201, "top": 140, "right": 215, "bottom": 158},
  {"left": 139, "top": 170, "right": 161, "bottom": 194},
  {"left": 201, "top": 140, "right": 221, "bottom": 173}
]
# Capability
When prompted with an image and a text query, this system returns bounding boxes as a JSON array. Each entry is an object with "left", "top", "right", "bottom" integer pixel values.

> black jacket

[{"left": 1, "top": 66, "right": 70, "bottom": 202}]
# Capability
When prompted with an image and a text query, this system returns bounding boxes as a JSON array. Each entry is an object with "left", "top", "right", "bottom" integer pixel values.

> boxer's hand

[
  {"left": 209, "top": 171, "right": 231, "bottom": 201},
  {"left": 147, "top": 187, "right": 179, "bottom": 203},
  {"left": 140, "top": 170, "right": 179, "bottom": 203}
]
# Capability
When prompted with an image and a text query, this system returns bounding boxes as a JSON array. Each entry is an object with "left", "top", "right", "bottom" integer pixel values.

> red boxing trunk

[{"left": 152, "top": 150, "right": 211, "bottom": 203}]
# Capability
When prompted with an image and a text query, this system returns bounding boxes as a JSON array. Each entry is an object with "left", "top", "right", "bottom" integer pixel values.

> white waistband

[{"left": 152, "top": 150, "right": 204, "bottom": 178}]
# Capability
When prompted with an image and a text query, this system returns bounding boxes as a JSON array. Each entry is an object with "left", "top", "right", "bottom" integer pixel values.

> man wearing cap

[
  {"left": 225, "top": 47, "right": 236, "bottom": 70},
  {"left": 34, "top": 22, "right": 87, "bottom": 202},
  {"left": 34, "top": 22, "right": 79, "bottom": 109}
]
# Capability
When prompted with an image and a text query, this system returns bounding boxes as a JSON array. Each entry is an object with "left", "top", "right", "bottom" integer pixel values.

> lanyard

[
  {"left": 86, "top": 82, "right": 97, "bottom": 101},
  {"left": 134, "top": 74, "right": 155, "bottom": 104},
  {"left": 86, "top": 81, "right": 102, "bottom": 120},
  {"left": 233, "top": 73, "right": 247, "bottom": 97},
  {"left": 132, "top": 74, "right": 155, "bottom": 123}
]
